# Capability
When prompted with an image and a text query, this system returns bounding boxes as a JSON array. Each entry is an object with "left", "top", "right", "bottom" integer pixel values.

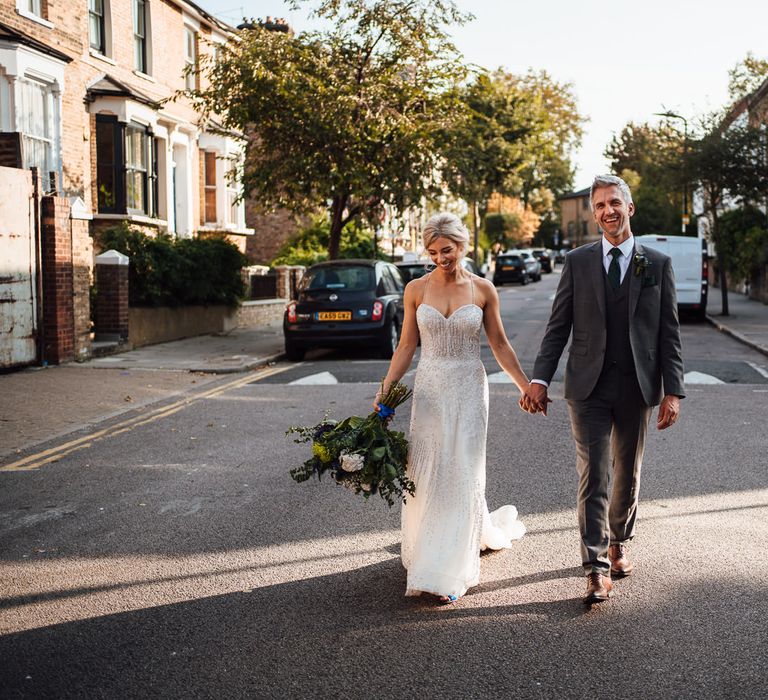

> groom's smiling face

[{"left": 592, "top": 185, "right": 634, "bottom": 244}]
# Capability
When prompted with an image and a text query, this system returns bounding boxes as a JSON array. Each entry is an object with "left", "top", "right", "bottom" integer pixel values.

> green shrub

[
  {"left": 96, "top": 223, "right": 246, "bottom": 307},
  {"left": 272, "top": 216, "right": 376, "bottom": 265}
]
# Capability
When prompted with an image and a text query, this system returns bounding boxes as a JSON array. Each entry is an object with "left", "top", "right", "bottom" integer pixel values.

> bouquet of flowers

[{"left": 286, "top": 382, "right": 414, "bottom": 506}]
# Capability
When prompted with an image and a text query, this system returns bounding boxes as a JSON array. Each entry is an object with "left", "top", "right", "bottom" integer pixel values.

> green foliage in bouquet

[{"left": 286, "top": 382, "right": 414, "bottom": 507}]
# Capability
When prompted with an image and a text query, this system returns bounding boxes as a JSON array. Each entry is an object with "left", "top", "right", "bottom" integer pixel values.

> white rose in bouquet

[{"left": 340, "top": 452, "right": 364, "bottom": 473}]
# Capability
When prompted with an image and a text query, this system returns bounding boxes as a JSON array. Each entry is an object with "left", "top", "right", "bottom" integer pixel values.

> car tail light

[
  {"left": 287, "top": 302, "right": 298, "bottom": 323},
  {"left": 702, "top": 255, "right": 708, "bottom": 284},
  {"left": 372, "top": 301, "right": 384, "bottom": 321}
]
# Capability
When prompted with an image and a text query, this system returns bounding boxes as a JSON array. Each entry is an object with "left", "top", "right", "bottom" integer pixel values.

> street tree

[
  {"left": 440, "top": 69, "right": 583, "bottom": 257},
  {"left": 685, "top": 115, "right": 768, "bottom": 315},
  {"left": 189, "top": 0, "right": 470, "bottom": 259},
  {"left": 605, "top": 121, "right": 686, "bottom": 234}
]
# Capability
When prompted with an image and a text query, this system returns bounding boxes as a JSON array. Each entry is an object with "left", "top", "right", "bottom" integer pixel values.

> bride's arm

[
  {"left": 479, "top": 278, "right": 529, "bottom": 394},
  {"left": 373, "top": 280, "right": 420, "bottom": 410}
]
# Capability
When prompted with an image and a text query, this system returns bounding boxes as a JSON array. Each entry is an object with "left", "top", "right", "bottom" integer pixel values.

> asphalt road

[{"left": 1, "top": 270, "right": 767, "bottom": 699}]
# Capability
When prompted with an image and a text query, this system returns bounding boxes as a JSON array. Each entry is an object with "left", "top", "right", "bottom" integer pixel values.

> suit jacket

[{"left": 532, "top": 240, "right": 685, "bottom": 406}]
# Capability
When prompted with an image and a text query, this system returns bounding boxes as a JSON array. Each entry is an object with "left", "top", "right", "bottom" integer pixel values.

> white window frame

[
  {"left": 88, "top": 0, "right": 113, "bottom": 58},
  {"left": 15, "top": 0, "right": 54, "bottom": 27},
  {"left": 18, "top": 77, "right": 55, "bottom": 175},
  {"left": 198, "top": 131, "right": 250, "bottom": 232},
  {"left": 0, "top": 41, "right": 64, "bottom": 191},
  {"left": 184, "top": 26, "right": 196, "bottom": 91},
  {"left": 132, "top": 0, "right": 152, "bottom": 76}
]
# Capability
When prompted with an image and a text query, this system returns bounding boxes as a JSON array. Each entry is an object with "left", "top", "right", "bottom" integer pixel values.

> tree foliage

[
  {"left": 605, "top": 121, "right": 686, "bottom": 235},
  {"left": 271, "top": 216, "right": 376, "bottom": 266},
  {"left": 727, "top": 52, "right": 768, "bottom": 102},
  {"left": 189, "top": 0, "right": 470, "bottom": 259},
  {"left": 441, "top": 69, "right": 584, "bottom": 218},
  {"left": 685, "top": 115, "right": 768, "bottom": 314}
]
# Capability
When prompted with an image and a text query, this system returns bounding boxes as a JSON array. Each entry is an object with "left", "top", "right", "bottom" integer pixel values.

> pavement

[
  {"left": 1, "top": 288, "right": 766, "bottom": 463},
  {"left": 705, "top": 287, "right": 768, "bottom": 358}
]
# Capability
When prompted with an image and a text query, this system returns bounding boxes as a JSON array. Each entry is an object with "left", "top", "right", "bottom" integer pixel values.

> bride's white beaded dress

[{"left": 401, "top": 273, "right": 526, "bottom": 599}]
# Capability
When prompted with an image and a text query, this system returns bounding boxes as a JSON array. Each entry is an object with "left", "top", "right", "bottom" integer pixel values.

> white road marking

[
  {"left": 487, "top": 371, "right": 513, "bottom": 383},
  {"left": 684, "top": 371, "right": 725, "bottom": 385},
  {"left": 289, "top": 371, "right": 339, "bottom": 385},
  {"left": 746, "top": 361, "right": 768, "bottom": 379}
]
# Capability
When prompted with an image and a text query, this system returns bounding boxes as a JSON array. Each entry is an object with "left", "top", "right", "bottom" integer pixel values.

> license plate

[
  {"left": 316, "top": 311, "right": 352, "bottom": 321},
  {"left": 502, "top": 265, "right": 515, "bottom": 271}
]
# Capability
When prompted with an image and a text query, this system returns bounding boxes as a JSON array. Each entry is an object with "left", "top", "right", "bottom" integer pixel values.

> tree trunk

[
  {"left": 719, "top": 265, "right": 729, "bottom": 316},
  {"left": 328, "top": 194, "right": 348, "bottom": 260},
  {"left": 711, "top": 213, "right": 729, "bottom": 316}
]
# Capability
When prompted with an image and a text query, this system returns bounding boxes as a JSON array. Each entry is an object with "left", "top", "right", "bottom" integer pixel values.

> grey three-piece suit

[{"left": 533, "top": 240, "right": 685, "bottom": 574}]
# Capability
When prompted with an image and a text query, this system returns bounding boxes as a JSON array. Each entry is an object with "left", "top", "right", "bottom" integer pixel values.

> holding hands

[{"left": 519, "top": 382, "right": 552, "bottom": 416}]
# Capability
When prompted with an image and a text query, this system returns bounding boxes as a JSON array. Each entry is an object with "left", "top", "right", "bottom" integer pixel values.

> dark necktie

[{"left": 608, "top": 248, "right": 622, "bottom": 289}]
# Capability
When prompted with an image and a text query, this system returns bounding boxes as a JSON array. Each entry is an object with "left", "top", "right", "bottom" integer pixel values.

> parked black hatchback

[{"left": 283, "top": 260, "right": 405, "bottom": 361}]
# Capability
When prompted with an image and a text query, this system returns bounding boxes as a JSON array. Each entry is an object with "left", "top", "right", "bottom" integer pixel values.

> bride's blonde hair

[{"left": 422, "top": 213, "right": 470, "bottom": 260}]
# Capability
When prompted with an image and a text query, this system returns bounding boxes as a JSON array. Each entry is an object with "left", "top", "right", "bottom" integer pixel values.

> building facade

[
  {"left": 558, "top": 187, "right": 600, "bottom": 248},
  {"left": 0, "top": 0, "right": 251, "bottom": 240}
]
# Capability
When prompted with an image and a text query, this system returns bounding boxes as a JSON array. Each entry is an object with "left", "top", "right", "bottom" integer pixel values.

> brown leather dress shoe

[
  {"left": 609, "top": 543, "right": 634, "bottom": 577},
  {"left": 583, "top": 572, "right": 613, "bottom": 604}
]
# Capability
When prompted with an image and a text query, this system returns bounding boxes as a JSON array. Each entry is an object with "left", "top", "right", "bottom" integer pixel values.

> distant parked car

[
  {"left": 283, "top": 260, "right": 404, "bottom": 361},
  {"left": 531, "top": 249, "right": 553, "bottom": 273},
  {"left": 555, "top": 248, "right": 568, "bottom": 264},
  {"left": 492, "top": 250, "right": 541, "bottom": 285},
  {"left": 395, "top": 258, "right": 484, "bottom": 282}
]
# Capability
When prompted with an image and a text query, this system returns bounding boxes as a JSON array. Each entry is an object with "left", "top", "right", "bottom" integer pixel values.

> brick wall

[
  {"left": 244, "top": 205, "right": 306, "bottom": 264},
  {"left": 40, "top": 196, "right": 75, "bottom": 364},
  {"left": 94, "top": 260, "right": 129, "bottom": 341}
]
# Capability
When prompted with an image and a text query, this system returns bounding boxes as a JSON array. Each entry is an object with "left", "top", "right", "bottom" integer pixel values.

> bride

[{"left": 375, "top": 212, "right": 529, "bottom": 603}]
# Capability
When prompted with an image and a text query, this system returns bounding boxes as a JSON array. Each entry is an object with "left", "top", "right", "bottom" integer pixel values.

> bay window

[
  {"left": 18, "top": 78, "right": 55, "bottom": 177},
  {"left": 96, "top": 115, "right": 158, "bottom": 217}
]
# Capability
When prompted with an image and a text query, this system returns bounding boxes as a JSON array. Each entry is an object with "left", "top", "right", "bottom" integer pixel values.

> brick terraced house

[{"left": 0, "top": 0, "right": 253, "bottom": 367}]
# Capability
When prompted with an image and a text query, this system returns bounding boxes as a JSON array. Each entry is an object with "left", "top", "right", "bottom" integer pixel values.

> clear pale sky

[{"left": 200, "top": 0, "right": 768, "bottom": 190}]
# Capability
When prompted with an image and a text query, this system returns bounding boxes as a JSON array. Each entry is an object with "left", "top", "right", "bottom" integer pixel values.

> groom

[{"left": 522, "top": 174, "right": 685, "bottom": 605}]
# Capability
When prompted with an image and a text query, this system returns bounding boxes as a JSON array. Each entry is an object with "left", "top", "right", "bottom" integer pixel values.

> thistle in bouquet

[{"left": 286, "top": 381, "right": 415, "bottom": 506}]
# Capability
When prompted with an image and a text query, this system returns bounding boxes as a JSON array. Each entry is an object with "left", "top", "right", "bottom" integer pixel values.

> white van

[{"left": 635, "top": 235, "right": 708, "bottom": 319}]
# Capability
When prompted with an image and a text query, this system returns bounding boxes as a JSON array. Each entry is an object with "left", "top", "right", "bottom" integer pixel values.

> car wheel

[
  {"left": 285, "top": 338, "right": 306, "bottom": 362},
  {"left": 520, "top": 273, "right": 529, "bottom": 285},
  {"left": 380, "top": 317, "right": 399, "bottom": 359},
  {"left": 493, "top": 278, "right": 503, "bottom": 287}
]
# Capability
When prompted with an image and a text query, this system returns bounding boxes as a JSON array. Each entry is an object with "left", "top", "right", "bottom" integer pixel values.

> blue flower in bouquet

[{"left": 286, "top": 381, "right": 415, "bottom": 507}]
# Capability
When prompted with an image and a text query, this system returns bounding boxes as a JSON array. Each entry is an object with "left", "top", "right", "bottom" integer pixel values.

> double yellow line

[{"left": 1, "top": 364, "right": 290, "bottom": 472}]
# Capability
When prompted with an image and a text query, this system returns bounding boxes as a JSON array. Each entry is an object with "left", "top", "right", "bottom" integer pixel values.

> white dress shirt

[
  {"left": 602, "top": 235, "right": 634, "bottom": 284},
  {"left": 531, "top": 235, "right": 635, "bottom": 388}
]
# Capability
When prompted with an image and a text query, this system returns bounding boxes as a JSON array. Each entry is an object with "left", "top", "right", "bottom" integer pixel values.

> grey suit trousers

[{"left": 567, "top": 364, "right": 652, "bottom": 574}]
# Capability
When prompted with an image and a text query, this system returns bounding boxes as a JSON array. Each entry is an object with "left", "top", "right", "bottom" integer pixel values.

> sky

[{"left": 199, "top": 0, "right": 768, "bottom": 190}]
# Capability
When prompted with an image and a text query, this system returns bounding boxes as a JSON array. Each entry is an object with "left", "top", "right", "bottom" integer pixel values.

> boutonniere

[
  {"left": 633, "top": 253, "right": 657, "bottom": 287},
  {"left": 633, "top": 253, "right": 650, "bottom": 277}
]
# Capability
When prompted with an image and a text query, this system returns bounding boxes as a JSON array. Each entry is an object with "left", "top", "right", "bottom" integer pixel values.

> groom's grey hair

[
  {"left": 422, "top": 212, "right": 470, "bottom": 258},
  {"left": 589, "top": 175, "right": 633, "bottom": 212}
]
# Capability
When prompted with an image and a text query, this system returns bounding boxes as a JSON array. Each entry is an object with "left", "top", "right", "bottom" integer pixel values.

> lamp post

[{"left": 654, "top": 110, "right": 689, "bottom": 234}]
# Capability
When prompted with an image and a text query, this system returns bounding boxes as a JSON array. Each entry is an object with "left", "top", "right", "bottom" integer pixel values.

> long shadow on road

[{"left": 0, "top": 557, "right": 763, "bottom": 699}]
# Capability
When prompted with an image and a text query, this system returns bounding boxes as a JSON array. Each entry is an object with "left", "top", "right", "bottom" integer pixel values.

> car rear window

[
  {"left": 498, "top": 256, "right": 521, "bottom": 264},
  {"left": 398, "top": 264, "right": 431, "bottom": 281},
  {"left": 303, "top": 265, "right": 375, "bottom": 291}
]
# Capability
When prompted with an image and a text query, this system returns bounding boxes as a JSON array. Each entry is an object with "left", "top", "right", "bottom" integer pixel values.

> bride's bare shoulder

[
  {"left": 405, "top": 275, "right": 429, "bottom": 303},
  {"left": 473, "top": 275, "right": 498, "bottom": 303}
]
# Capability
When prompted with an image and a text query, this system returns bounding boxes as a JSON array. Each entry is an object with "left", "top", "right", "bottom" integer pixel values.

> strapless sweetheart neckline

[{"left": 418, "top": 303, "right": 482, "bottom": 321}]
